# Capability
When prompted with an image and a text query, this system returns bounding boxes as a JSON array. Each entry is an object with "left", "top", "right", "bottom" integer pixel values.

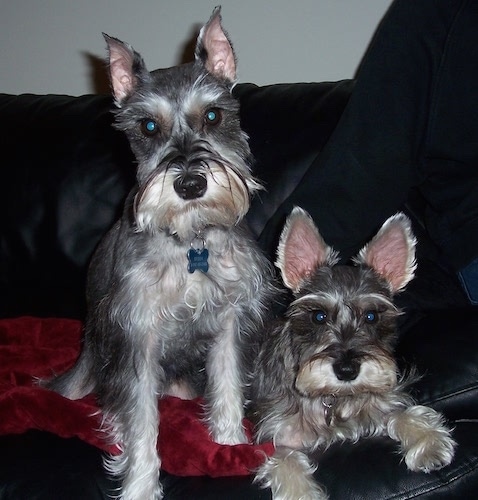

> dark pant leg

[
  {"left": 258, "top": 0, "right": 473, "bottom": 264},
  {"left": 420, "top": 0, "right": 478, "bottom": 272}
]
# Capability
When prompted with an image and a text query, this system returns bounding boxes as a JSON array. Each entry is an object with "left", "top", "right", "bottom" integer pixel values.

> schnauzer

[
  {"left": 43, "top": 8, "right": 275, "bottom": 500},
  {"left": 250, "top": 207, "right": 456, "bottom": 500}
]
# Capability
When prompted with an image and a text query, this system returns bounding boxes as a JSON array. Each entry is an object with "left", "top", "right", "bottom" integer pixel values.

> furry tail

[{"left": 38, "top": 349, "right": 95, "bottom": 400}]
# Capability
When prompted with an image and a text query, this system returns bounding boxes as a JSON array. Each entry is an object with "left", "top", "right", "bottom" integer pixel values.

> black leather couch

[{"left": 1, "top": 82, "right": 477, "bottom": 499}]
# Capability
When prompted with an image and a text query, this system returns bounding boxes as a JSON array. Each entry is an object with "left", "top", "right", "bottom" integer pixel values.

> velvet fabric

[{"left": 0, "top": 316, "right": 273, "bottom": 477}]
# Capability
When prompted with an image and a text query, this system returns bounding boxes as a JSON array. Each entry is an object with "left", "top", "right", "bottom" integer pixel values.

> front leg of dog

[
  {"left": 387, "top": 405, "right": 456, "bottom": 473},
  {"left": 255, "top": 447, "right": 327, "bottom": 500},
  {"left": 105, "top": 368, "right": 163, "bottom": 500},
  {"left": 205, "top": 314, "right": 248, "bottom": 444}
]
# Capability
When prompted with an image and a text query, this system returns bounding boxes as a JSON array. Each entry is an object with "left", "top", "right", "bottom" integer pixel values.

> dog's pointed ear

[
  {"left": 195, "top": 7, "right": 237, "bottom": 82},
  {"left": 276, "top": 207, "right": 339, "bottom": 293},
  {"left": 103, "top": 33, "right": 149, "bottom": 105},
  {"left": 354, "top": 213, "right": 417, "bottom": 292}
]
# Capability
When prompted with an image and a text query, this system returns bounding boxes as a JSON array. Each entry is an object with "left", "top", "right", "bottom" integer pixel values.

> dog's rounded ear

[
  {"left": 103, "top": 34, "right": 150, "bottom": 105},
  {"left": 195, "top": 7, "right": 237, "bottom": 83},
  {"left": 354, "top": 212, "right": 417, "bottom": 292},
  {"left": 276, "top": 207, "right": 339, "bottom": 293}
]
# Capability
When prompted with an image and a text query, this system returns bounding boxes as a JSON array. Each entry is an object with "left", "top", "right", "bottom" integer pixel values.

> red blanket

[{"left": 0, "top": 316, "right": 273, "bottom": 477}]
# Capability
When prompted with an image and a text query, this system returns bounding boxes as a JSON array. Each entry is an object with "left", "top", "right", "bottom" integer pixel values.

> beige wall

[{"left": 1, "top": 0, "right": 393, "bottom": 95}]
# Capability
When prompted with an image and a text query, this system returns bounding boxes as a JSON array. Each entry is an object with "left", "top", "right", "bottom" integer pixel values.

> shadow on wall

[
  {"left": 83, "top": 53, "right": 110, "bottom": 94},
  {"left": 82, "top": 24, "right": 201, "bottom": 95}
]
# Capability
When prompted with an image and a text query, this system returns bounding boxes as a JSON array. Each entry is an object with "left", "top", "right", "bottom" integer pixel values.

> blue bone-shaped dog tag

[{"left": 187, "top": 247, "right": 209, "bottom": 273}]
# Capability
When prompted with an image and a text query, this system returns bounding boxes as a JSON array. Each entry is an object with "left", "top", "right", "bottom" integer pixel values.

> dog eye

[
  {"left": 313, "top": 310, "right": 327, "bottom": 324},
  {"left": 364, "top": 311, "right": 378, "bottom": 323},
  {"left": 140, "top": 119, "right": 160, "bottom": 137},
  {"left": 204, "top": 108, "right": 221, "bottom": 126}
]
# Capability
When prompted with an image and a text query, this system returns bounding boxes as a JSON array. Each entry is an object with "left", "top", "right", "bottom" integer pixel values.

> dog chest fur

[{"left": 89, "top": 220, "right": 267, "bottom": 343}]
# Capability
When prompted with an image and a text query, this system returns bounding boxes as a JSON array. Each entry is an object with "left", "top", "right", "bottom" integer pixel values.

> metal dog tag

[
  {"left": 322, "top": 394, "right": 337, "bottom": 427},
  {"left": 187, "top": 236, "right": 209, "bottom": 273}
]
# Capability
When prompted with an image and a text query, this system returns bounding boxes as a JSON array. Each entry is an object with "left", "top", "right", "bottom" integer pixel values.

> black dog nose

[
  {"left": 333, "top": 359, "right": 360, "bottom": 381},
  {"left": 174, "top": 173, "right": 207, "bottom": 200}
]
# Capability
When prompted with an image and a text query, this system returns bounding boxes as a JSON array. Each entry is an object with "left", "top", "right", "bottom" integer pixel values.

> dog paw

[
  {"left": 108, "top": 451, "right": 163, "bottom": 500},
  {"left": 388, "top": 405, "right": 457, "bottom": 473},
  {"left": 205, "top": 409, "right": 249, "bottom": 445},
  {"left": 212, "top": 427, "right": 249, "bottom": 445},
  {"left": 255, "top": 448, "right": 327, "bottom": 500},
  {"left": 404, "top": 431, "right": 456, "bottom": 473},
  {"left": 119, "top": 484, "right": 164, "bottom": 500}
]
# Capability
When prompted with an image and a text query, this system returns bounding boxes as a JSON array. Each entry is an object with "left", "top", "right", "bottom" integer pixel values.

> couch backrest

[{"left": 0, "top": 82, "right": 354, "bottom": 318}]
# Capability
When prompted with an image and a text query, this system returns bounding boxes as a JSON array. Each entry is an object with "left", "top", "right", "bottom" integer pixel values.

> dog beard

[
  {"left": 134, "top": 159, "right": 259, "bottom": 240},
  {"left": 294, "top": 352, "right": 399, "bottom": 397}
]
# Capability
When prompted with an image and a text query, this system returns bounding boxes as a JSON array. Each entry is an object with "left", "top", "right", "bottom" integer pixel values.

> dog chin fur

[{"left": 134, "top": 159, "right": 254, "bottom": 241}]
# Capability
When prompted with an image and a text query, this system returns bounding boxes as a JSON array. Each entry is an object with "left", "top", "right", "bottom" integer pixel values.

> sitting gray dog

[{"left": 43, "top": 8, "right": 275, "bottom": 500}]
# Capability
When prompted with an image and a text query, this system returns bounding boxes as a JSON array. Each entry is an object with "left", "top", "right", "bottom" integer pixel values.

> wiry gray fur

[
  {"left": 42, "top": 8, "right": 275, "bottom": 500},
  {"left": 251, "top": 207, "right": 455, "bottom": 500}
]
